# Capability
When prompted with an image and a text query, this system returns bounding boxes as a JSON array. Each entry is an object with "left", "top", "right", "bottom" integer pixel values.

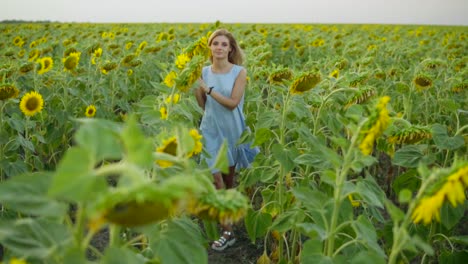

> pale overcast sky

[{"left": 1, "top": 0, "right": 467, "bottom": 25}]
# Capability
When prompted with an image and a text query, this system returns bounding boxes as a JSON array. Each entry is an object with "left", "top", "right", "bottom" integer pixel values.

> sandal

[{"left": 211, "top": 231, "right": 236, "bottom": 251}]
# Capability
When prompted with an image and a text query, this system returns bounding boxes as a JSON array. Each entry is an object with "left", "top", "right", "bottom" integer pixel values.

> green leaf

[
  {"left": 350, "top": 251, "right": 386, "bottom": 264},
  {"left": 392, "top": 169, "right": 421, "bottom": 195},
  {"left": 271, "top": 210, "right": 301, "bottom": 232},
  {"left": 0, "top": 172, "right": 66, "bottom": 217},
  {"left": 411, "top": 235, "right": 434, "bottom": 256},
  {"left": 0, "top": 218, "right": 71, "bottom": 259},
  {"left": 74, "top": 118, "right": 123, "bottom": 162},
  {"left": 300, "top": 239, "right": 331, "bottom": 264},
  {"left": 392, "top": 145, "right": 435, "bottom": 168},
  {"left": 253, "top": 127, "right": 273, "bottom": 147},
  {"left": 101, "top": 246, "right": 147, "bottom": 264},
  {"left": 440, "top": 202, "right": 465, "bottom": 230},
  {"left": 384, "top": 200, "right": 405, "bottom": 223},
  {"left": 213, "top": 140, "right": 229, "bottom": 174},
  {"left": 356, "top": 177, "right": 385, "bottom": 208},
  {"left": 432, "top": 124, "right": 464, "bottom": 150},
  {"left": 272, "top": 144, "right": 296, "bottom": 173},
  {"left": 354, "top": 215, "right": 386, "bottom": 257},
  {"left": 121, "top": 115, "right": 154, "bottom": 169},
  {"left": 48, "top": 147, "right": 106, "bottom": 202},
  {"left": 439, "top": 250, "right": 468, "bottom": 264},
  {"left": 150, "top": 218, "right": 207, "bottom": 264},
  {"left": 244, "top": 208, "right": 272, "bottom": 243},
  {"left": 449, "top": 236, "right": 468, "bottom": 245},
  {"left": 398, "top": 189, "right": 413, "bottom": 204}
]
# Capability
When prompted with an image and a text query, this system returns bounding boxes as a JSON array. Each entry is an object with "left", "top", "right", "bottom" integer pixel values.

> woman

[{"left": 194, "top": 28, "right": 258, "bottom": 251}]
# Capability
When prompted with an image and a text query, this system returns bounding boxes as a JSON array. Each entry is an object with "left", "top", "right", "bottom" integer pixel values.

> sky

[{"left": 1, "top": 0, "right": 467, "bottom": 25}]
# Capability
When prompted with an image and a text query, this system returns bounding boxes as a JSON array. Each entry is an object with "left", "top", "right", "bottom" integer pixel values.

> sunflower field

[{"left": 0, "top": 22, "right": 467, "bottom": 264}]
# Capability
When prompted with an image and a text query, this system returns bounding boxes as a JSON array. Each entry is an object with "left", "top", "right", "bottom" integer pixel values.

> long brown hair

[{"left": 208, "top": 29, "right": 244, "bottom": 65}]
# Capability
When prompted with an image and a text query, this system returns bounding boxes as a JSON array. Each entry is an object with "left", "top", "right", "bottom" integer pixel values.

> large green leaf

[
  {"left": 272, "top": 144, "right": 296, "bottom": 173},
  {"left": 150, "top": 218, "right": 207, "bottom": 264},
  {"left": 213, "top": 140, "right": 229, "bottom": 174},
  {"left": 350, "top": 251, "right": 386, "bottom": 264},
  {"left": 354, "top": 215, "right": 386, "bottom": 257},
  {"left": 244, "top": 208, "right": 272, "bottom": 243},
  {"left": 0, "top": 172, "right": 66, "bottom": 217},
  {"left": 440, "top": 202, "right": 466, "bottom": 230},
  {"left": 101, "top": 246, "right": 147, "bottom": 264},
  {"left": 48, "top": 146, "right": 106, "bottom": 202},
  {"left": 356, "top": 177, "right": 386, "bottom": 208},
  {"left": 0, "top": 218, "right": 71, "bottom": 259},
  {"left": 392, "top": 169, "right": 421, "bottom": 195},
  {"left": 392, "top": 145, "right": 435, "bottom": 168},
  {"left": 432, "top": 124, "right": 464, "bottom": 150},
  {"left": 300, "top": 238, "right": 331, "bottom": 264},
  {"left": 121, "top": 115, "right": 154, "bottom": 169},
  {"left": 74, "top": 118, "right": 123, "bottom": 162}
]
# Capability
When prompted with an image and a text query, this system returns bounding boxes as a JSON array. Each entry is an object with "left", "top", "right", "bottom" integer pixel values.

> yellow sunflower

[
  {"left": 19, "top": 91, "right": 44, "bottom": 116},
  {"left": 188, "top": 128, "right": 203, "bottom": 157},
  {"left": 63, "top": 52, "right": 81, "bottom": 72},
  {"left": 37, "top": 57, "right": 53, "bottom": 75},
  {"left": 163, "top": 71, "right": 177, "bottom": 87},
  {"left": 85, "top": 105, "right": 96, "bottom": 117},
  {"left": 175, "top": 53, "right": 190, "bottom": 69},
  {"left": 160, "top": 106, "right": 168, "bottom": 120},
  {"left": 156, "top": 136, "right": 178, "bottom": 167},
  {"left": 28, "top": 49, "right": 40, "bottom": 62}
]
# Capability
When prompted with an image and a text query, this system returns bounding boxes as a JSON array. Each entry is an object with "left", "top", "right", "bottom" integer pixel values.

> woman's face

[{"left": 210, "top": 35, "right": 231, "bottom": 60}]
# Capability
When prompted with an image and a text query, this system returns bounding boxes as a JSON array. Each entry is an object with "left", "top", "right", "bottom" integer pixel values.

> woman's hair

[{"left": 208, "top": 28, "right": 244, "bottom": 65}]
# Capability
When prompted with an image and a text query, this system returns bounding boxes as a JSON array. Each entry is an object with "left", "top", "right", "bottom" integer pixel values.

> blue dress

[{"left": 200, "top": 64, "right": 259, "bottom": 173}]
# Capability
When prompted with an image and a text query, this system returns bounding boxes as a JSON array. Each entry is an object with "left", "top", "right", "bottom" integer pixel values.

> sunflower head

[
  {"left": 268, "top": 68, "right": 293, "bottom": 84},
  {"left": 121, "top": 54, "right": 137, "bottom": 67},
  {"left": 175, "top": 53, "right": 190, "bottom": 69},
  {"left": 413, "top": 73, "right": 433, "bottom": 91},
  {"left": 0, "top": 84, "right": 20, "bottom": 101},
  {"left": 28, "top": 49, "right": 40, "bottom": 62},
  {"left": 163, "top": 71, "right": 177, "bottom": 87},
  {"left": 19, "top": 62, "right": 35, "bottom": 74},
  {"left": 37, "top": 57, "right": 54, "bottom": 75},
  {"left": 187, "top": 128, "right": 203, "bottom": 157},
  {"left": 175, "top": 55, "right": 204, "bottom": 92},
  {"left": 451, "top": 82, "right": 467, "bottom": 93},
  {"left": 85, "top": 105, "right": 96, "bottom": 118},
  {"left": 100, "top": 61, "right": 118, "bottom": 75},
  {"left": 63, "top": 52, "right": 81, "bottom": 72},
  {"left": 289, "top": 71, "right": 321, "bottom": 95},
  {"left": 156, "top": 136, "right": 178, "bottom": 167},
  {"left": 19, "top": 91, "right": 44, "bottom": 116}
]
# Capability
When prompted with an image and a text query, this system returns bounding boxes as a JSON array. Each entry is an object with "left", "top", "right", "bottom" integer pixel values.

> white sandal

[{"left": 211, "top": 231, "right": 236, "bottom": 251}]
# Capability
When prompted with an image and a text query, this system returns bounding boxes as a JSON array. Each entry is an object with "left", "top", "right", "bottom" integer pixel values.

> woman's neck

[{"left": 211, "top": 60, "right": 232, "bottom": 73}]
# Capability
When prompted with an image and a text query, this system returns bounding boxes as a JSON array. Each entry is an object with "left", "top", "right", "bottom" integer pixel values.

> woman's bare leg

[{"left": 222, "top": 166, "right": 236, "bottom": 189}]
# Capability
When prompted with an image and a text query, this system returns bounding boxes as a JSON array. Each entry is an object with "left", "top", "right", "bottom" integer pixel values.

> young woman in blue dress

[{"left": 194, "top": 28, "right": 254, "bottom": 251}]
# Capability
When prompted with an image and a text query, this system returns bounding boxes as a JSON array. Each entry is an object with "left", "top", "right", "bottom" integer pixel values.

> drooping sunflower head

[
  {"left": 185, "top": 36, "right": 209, "bottom": 59},
  {"left": 413, "top": 73, "right": 433, "bottom": 91},
  {"left": 289, "top": 71, "right": 321, "bottom": 95},
  {"left": 344, "top": 86, "right": 377, "bottom": 109},
  {"left": 451, "top": 81, "right": 467, "bottom": 93},
  {"left": 100, "top": 61, "right": 118, "bottom": 75},
  {"left": 19, "top": 62, "right": 35, "bottom": 74},
  {"left": 13, "top": 36, "right": 24, "bottom": 47},
  {"left": 121, "top": 53, "right": 137, "bottom": 67},
  {"left": 63, "top": 52, "right": 81, "bottom": 72},
  {"left": 156, "top": 136, "right": 178, "bottom": 167},
  {"left": 175, "top": 55, "right": 204, "bottom": 92},
  {"left": 0, "top": 84, "right": 20, "bottom": 101},
  {"left": 37, "top": 57, "right": 53, "bottom": 75},
  {"left": 85, "top": 105, "right": 96, "bottom": 118},
  {"left": 268, "top": 68, "right": 293, "bottom": 85},
  {"left": 19, "top": 91, "right": 44, "bottom": 116}
]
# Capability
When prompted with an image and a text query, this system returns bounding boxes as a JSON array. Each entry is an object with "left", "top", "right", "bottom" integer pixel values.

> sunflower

[
  {"left": 268, "top": 68, "right": 293, "bottom": 84},
  {"left": 85, "top": 105, "right": 96, "bottom": 117},
  {"left": 121, "top": 54, "right": 137, "bottom": 67},
  {"left": 175, "top": 53, "right": 190, "bottom": 69},
  {"left": 163, "top": 71, "right": 177, "bottom": 87},
  {"left": 187, "top": 128, "right": 203, "bottom": 157},
  {"left": 125, "top": 41, "right": 133, "bottom": 50},
  {"left": 13, "top": 36, "right": 24, "bottom": 47},
  {"left": 0, "top": 84, "right": 19, "bottom": 101},
  {"left": 413, "top": 73, "right": 433, "bottom": 91},
  {"left": 159, "top": 106, "right": 168, "bottom": 120},
  {"left": 127, "top": 69, "right": 133, "bottom": 76},
  {"left": 165, "top": 93, "right": 180, "bottom": 104},
  {"left": 63, "top": 52, "right": 81, "bottom": 72},
  {"left": 29, "top": 40, "right": 38, "bottom": 49},
  {"left": 19, "top": 62, "right": 35, "bottom": 74},
  {"left": 175, "top": 55, "right": 204, "bottom": 92},
  {"left": 358, "top": 96, "right": 391, "bottom": 155},
  {"left": 28, "top": 49, "right": 40, "bottom": 62},
  {"left": 137, "top": 41, "right": 148, "bottom": 53},
  {"left": 289, "top": 71, "right": 321, "bottom": 95},
  {"left": 19, "top": 91, "right": 44, "bottom": 116},
  {"left": 100, "top": 61, "right": 118, "bottom": 74},
  {"left": 37, "top": 57, "right": 53, "bottom": 75},
  {"left": 329, "top": 69, "right": 340, "bottom": 78},
  {"left": 156, "top": 136, "right": 178, "bottom": 167}
]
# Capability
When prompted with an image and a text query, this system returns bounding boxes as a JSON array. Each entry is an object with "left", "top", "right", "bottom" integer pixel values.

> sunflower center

[
  {"left": 164, "top": 141, "right": 178, "bottom": 156},
  {"left": 87, "top": 108, "right": 95, "bottom": 115},
  {"left": 65, "top": 57, "right": 78, "bottom": 70},
  {"left": 26, "top": 97, "right": 39, "bottom": 111}
]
